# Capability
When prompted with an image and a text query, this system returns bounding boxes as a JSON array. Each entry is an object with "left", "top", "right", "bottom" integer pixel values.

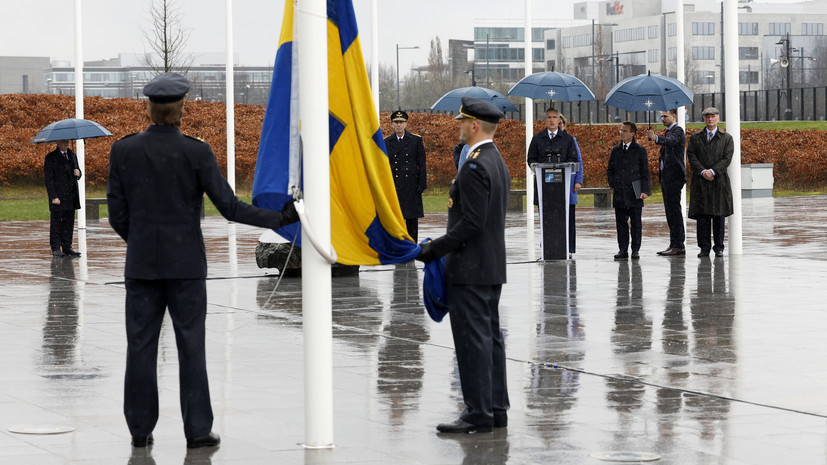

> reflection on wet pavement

[{"left": 1, "top": 195, "right": 827, "bottom": 464}]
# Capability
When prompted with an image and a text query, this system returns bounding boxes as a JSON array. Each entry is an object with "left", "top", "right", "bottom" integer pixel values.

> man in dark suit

[
  {"left": 687, "top": 107, "right": 734, "bottom": 258},
  {"left": 526, "top": 107, "right": 579, "bottom": 207},
  {"left": 417, "top": 97, "right": 510, "bottom": 434},
  {"left": 384, "top": 110, "right": 427, "bottom": 242},
  {"left": 44, "top": 139, "right": 82, "bottom": 257},
  {"left": 107, "top": 73, "right": 299, "bottom": 449},
  {"left": 607, "top": 121, "right": 651, "bottom": 260},
  {"left": 647, "top": 109, "right": 686, "bottom": 256}
]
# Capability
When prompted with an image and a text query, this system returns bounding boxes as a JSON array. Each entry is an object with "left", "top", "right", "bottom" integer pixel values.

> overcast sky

[{"left": 1, "top": 0, "right": 810, "bottom": 75}]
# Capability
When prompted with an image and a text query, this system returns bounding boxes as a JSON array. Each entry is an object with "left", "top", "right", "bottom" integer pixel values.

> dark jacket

[
  {"left": 687, "top": 128, "right": 734, "bottom": 219},
  {"left": 107, "top": 125, "right": 293, "bottom": 280},
  {"left": 44, "top": 148, "right": 81, "bottom": 212},
  {"left": 429, "top": 142, "right": 510, "bottom": 285},
  {"left": 527, "top": 129, "right": 578, "bottom": 206},
  {"left": 607, "top": 140, "right": 651, "bottom": 209},
  {"left": 384, "top": 130, "right": 427, "bottom": 218},
  {"left": 654, "top": 123, "right": 686, "bottom": 186}
]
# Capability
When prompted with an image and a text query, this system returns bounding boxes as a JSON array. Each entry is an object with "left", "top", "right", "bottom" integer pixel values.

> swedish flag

[{"left": 253, "top": 0, "right": 420, "bottom": 266}]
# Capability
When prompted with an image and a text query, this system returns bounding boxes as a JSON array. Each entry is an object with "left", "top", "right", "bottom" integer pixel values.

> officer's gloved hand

[
  {"left": 416, "top": 240, "right": 436, "bottom": 263},
  {"left": 281, "top": 199, "right": 300, "bottom": 225}
]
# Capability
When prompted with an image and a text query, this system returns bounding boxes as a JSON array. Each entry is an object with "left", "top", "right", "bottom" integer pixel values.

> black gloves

[
  {"left": 280, "top": 199, "right": 300, "bottom": 225},
  {"left": 416, "top": 240, "right": 436, "bottom": 263}
]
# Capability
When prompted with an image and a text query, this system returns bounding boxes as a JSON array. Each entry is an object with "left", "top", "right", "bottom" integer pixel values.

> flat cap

[
  {"left": 143, "top": 72, "right": 190, "bottom": 103},
  {"left": 391, "top": 110, "right": 409, "bottom": 122},
  {"left": 454, "top": 96, "right": 504, "bottom": 124},
  {"left": 702, "top": 106, "right": 720, "bottom": 116}
]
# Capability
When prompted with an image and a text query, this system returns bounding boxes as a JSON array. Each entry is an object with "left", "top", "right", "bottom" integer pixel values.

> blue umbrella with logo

[
  {"left": 507, "top": 71, "right": 595, "bottom": 101},
  {"left": 605, "top": 71, "right": 694, "bottom": 126},
  {"left": 431, "top": 86, "right": 517, "bottom": 114},
  {"left": 31, "top": 118, "right": 113, "bottom": 144}
]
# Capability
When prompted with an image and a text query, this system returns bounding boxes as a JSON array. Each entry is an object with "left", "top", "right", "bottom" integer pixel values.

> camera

[{"left": 545, "top": 146, "right": 563, "bottom": 163}]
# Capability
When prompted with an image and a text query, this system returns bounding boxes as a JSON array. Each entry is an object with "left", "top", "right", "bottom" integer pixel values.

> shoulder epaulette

[
  {"left": 184, "top": 134, "right": 207, "bottom": 143},
  {"left": 119, "top": 133, "right": 138, "bottom": 140},
  {"left": 468, "top": 149, "right": 481, "bottom": 160}
]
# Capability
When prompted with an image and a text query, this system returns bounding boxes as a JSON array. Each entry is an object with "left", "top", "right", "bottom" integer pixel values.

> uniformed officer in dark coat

[
  {"left": 687, "top": 107, "right": 733, "bottom": 258},
  {"left": 526, "top": 107, "right": 579, "bottom": 207},
  {"left": 107, "top": 73, "right": 299, "bottom": 449},
  {"left": 647, "top": 109, "right": 687, "bottom": 256},
  {"left": 607, "top": 121, "right": 651, "bottom": 260},
  {"left": 44, "top": 139, "right": 82, "bottom": 257},
  {"left": 417, "top": 97, "right": 511, "bottom": 434},
  {"left": 384, "top": 110, "right": 427, "bottom": 241}
]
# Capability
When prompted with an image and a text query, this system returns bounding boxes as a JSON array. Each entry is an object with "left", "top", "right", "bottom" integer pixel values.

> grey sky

[{"left": 3, "top": 0, "right": 577, "bottom": 74}]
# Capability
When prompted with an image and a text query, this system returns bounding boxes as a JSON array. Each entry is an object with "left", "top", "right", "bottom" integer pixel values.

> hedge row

[{"left": 1, "top": 94, "right": 824, "bottom": 189}]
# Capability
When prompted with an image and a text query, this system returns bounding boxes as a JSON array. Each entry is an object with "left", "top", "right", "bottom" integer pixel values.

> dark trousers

[
  {"left": 660, "top": 180, "right": 685, "bottom": 249},
  {"left": 405, "top": 218, "right": 419, "bottom": 243},
  {"left": 614, "top": 207, "right": 643, "bottom": 253},
  {"left": 49, "top": 209, "right": 75, "bottom": 252},
  {"left": 447, "top": 283, "right": 509, "bottom": 427},
  {"left": 124, "top": 278, "right": 213, "bottom": 440},
  {"left": 696, "top": 215, "right": 726, "bottom": 253},
  {"left": 568, "top": 204, "right": 576, "bottom": 253}
]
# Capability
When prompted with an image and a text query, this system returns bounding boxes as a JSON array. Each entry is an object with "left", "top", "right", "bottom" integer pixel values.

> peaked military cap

[
  {"left": 143, "top": 72, "right": 190, "bottom": 103},
  {"left": 391, "top": 110, "right": 409, "bottom": 122},
  {"left": 454, "top": 96, "right": 504, "bottom": 124}
]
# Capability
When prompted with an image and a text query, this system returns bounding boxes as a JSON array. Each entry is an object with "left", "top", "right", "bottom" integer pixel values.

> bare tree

[{"left": 141, "top": 0, "right": 193, "bottom": 75}]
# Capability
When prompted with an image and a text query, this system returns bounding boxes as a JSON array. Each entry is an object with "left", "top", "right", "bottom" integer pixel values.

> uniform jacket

[
  {"left": 527, "top": 129, "right": 579, "bottom": 206},
  {"left": 44, "top": 148, "right": 81, "bottom": 212},
  {"left": 607, "top": 140, "right": 651, "bottom": 209},
  {"left": 107, "top": 125, "right": 291, "bottom": 280},
  {"left": 384, "top": 130, "right": 427, "bottom": 218},
  {"left": 429, "top": 142, "right": 510, "bottom": 285},
  {"left": 687, "top": 128, "right": 734, "bottom": 219},
  {"left": 654, "top": 123, "right": 687, "bottom": 186}
]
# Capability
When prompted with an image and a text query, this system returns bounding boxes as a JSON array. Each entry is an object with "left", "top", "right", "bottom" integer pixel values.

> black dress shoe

[
  {"left": 436, "top": 419, "right": 492, "bottom": 434},
  {"left": 697, "top": 250, "right": 710, "bottom": 258},
  {"left": 131, "top": 433, "right": 154, "bottom": 447},
  {"left": 52, "top": 250, "right": 65, "bottom": 257},
  {"left": 631, "top": 251, "right": 640, "bottom": 260},
  {"left": 63, "top": 248, "right": 81, "bottom": 256},
  {"left": 656, "top": 247, "right": 671, "bottom": 255},
  {"left": 714, "top": 250, "right": 724, "bottom": 257},
  {"left": 614, "top": 251, "right": 628, "bottom": 260},
  {"left": 187, "top": 432, "right": 221, "bottom": 449},
  {"left": 494, "top": 414, "right": 508, "bottom": 428},
  {"left": 662, "top": 247, "right": 686, "bottom": 256}
]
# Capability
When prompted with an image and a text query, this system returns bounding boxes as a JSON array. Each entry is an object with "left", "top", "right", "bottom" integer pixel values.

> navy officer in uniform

[
  {"left": 417, "top": 97, "right": 511, "bottom": 434},
  {"left": 107, "top": 73, "right": 299, "bottom": 449},
  {"left": 384, "top": 110, "right": 427, "bottom": 241}
]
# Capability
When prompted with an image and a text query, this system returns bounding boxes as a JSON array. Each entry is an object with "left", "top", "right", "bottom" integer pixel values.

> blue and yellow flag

[{"left": 253, "top": 0, "right": 420, "bottom": 266}]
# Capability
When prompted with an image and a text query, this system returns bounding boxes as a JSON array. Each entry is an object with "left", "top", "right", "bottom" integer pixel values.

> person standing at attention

[
  {"left": 384, "top": 110, "right": 427, "bottom": 242},
  {"left": 607, "top": 121, "right": 651, "bottom": 260}
]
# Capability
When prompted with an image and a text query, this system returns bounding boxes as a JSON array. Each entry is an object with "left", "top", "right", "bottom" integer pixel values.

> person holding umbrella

[{"left": 44, "top": 139, "right": 82, "bottom": 257}]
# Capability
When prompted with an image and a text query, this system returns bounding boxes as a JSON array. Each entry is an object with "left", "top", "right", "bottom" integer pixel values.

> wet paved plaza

[{"left": 1, "top": 195, "right": 827, "bottom": 464}]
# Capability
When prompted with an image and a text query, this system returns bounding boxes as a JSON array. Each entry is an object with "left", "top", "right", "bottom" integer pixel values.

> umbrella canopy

[
  {"left": 31, "top": 118, "right": 113, "bottom": 144},
  {"left": 604, "top": 72, "right": 694, "bottom": 112},
  {"left": 507, "top": 71, "right": 595, "bottom": 101},
  {"left": 430, "top": 86, "right": 517, "bottom": 113}
]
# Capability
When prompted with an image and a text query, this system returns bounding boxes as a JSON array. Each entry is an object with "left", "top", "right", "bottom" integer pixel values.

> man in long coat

[
  {"left": 44, "top": 139, "right": 82, "bottom": 257},
  {"left": 687, "top": 107, "right": 733, "bottom": 258},
  {"left": 607, "top": 121, "right": 651, "bottom": 260},
  {"left": 384, "top": 110, "right": 427, "bottom": 242}
]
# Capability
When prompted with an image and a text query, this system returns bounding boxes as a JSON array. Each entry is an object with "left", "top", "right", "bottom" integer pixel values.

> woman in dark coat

[
  {"left": 44, "top": 139, "right": 82, "bottom": 256},
  {"left": 607, "top": 122, "right": 651, "bottom": 260}
]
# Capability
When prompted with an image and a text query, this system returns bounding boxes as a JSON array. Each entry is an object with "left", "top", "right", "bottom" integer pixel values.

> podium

[{"left": 534, "top": 162, "right": 579, "bottom": 260}]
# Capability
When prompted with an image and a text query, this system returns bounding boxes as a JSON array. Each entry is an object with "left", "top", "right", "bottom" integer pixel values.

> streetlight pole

[
  {"left": 592, "top": 20, "right": 596, "bottom": 90},
  {"left": 396, "top": 44, "right": 419, "bottom": 110}
]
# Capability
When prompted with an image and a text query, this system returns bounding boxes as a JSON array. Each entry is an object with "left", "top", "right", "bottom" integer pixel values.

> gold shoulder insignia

[
  {"left": 184, "top": 134, "right": 207, "bottom": 143},
  {"left": 468, "top": 149, "right": 481, "bottom": 160},
  {"left": 411, "top": 133, "right": 422, "bottom": 138}
]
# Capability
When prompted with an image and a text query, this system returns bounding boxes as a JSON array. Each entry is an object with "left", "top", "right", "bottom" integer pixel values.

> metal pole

[
  {"left": 396, "top": 44, "right": 400, "bottom": 110},
  {"left": 371, "top": 0, "right": 379, "bottom": 116},
  {"left": 591, "top": 19, "right": 595, "bottom": 91},
  {"left": 724, "top": 0, "right": 742, "bottom": 255},
  {"left": 225, "top": 0, "right": 236, "bottom": 193},
  {"left": 676, "top": 0, "right": 687, "bottom": 234},
  {"left": 298, "top": 0, "right": 333, "bottom": 448},
  {"left": 524, "top": 0, "right": 534, "bottom": 260},
  {"left": 486, "top": 33, "right": 490, "bottom": 87},
  {"left": 786, "top": 33, "right": 793, "bottom": 120},
  {"left": 74, "top": 0, "right": 86, "bottom": 231}
]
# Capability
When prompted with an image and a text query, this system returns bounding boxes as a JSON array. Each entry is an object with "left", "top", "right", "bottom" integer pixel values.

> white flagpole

[
  {"left": 225, "top": 0, "right": 236, "bottom": 193},
  {"left": 371, "top": 0, "right": 379, "bottom": 116},
  {"left": 524, "top": 0, "right": 534, "bottom": 259},
  {"left": 676, "top": 0, "right": 687, "bottom": 236},
  {"left": 724, "top": 0, "right": 743, "bottom": 254},
  {"left": 74, "top": 0, "right": 86, "bottom": 231},
  {"left": 298, "top": 0, "right": 334, "bottom": 449}
]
